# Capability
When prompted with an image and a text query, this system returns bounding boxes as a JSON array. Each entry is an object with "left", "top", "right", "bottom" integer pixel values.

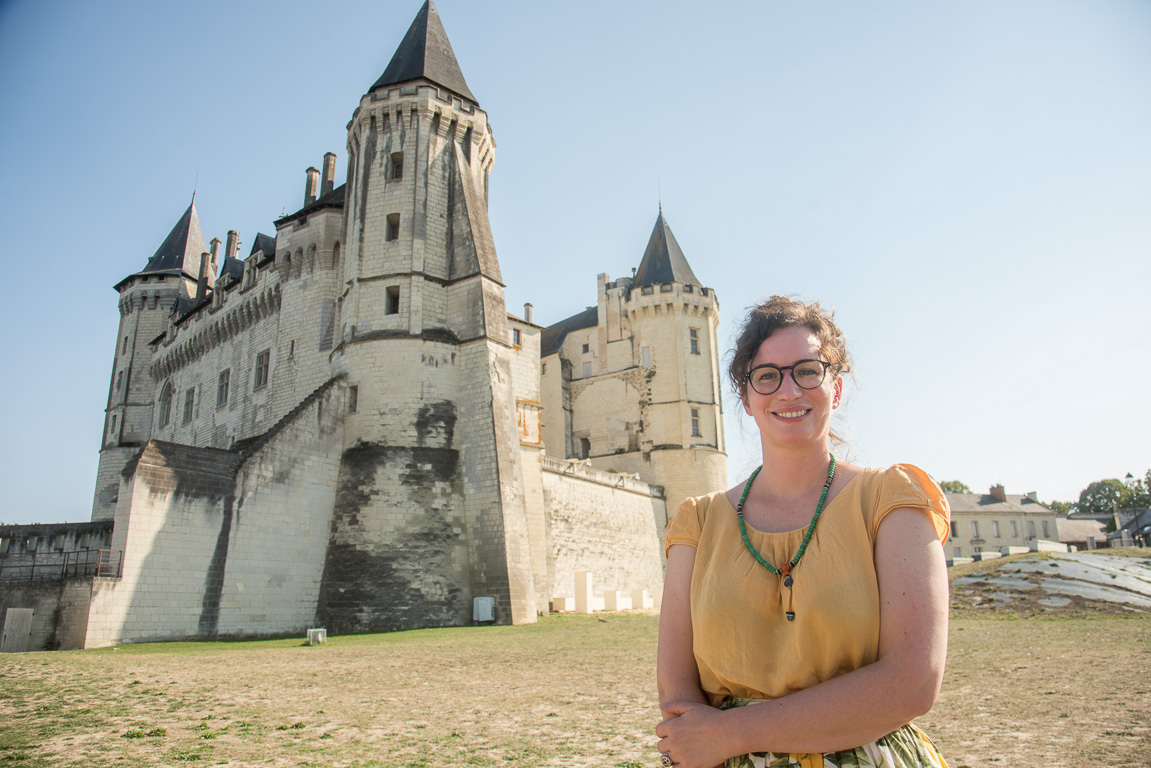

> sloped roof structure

[
  {"left": 369, "top": 0, "right": 476, "bottom": 103},
  {"left": 114, "top": 198, "right": 207, "bottom": 291},
  {"left": 633, "top": 211, "right": 700, "bottom": 288}
]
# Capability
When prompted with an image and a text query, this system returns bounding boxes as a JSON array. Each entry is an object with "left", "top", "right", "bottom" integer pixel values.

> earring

[{"left": 833, "top": 396, "right": 840, "bottom": 408}]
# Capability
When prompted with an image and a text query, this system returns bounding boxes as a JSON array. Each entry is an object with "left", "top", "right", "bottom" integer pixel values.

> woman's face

[{"left": 742, "top": 326, "right": 842, "bottom": 451}]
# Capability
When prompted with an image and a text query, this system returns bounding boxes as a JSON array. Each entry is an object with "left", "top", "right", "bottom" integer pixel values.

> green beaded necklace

[{"left": 736, "top": 454, "right": 836, "bottom": 622}]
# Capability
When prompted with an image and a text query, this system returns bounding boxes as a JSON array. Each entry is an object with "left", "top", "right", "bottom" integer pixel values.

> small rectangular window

[
  {"left": 54, "top": 534, "right": 66, "bottom": 551},
  {"left": 255, "top": 350, "right": 271, "bottom": 390},
  {"left": 1042, "top": 521, "right": 1049, "bottom": 538},
  {"left": 512, "top": 328, "right": 521, "bottom": 346},
  {"left": 110, "top": 415, "right": 117, "bottom": 434},
  {"left": 115, "top": 370, "right": 123, "bottom": 391},
  {"left": 971, "top": 521, "right": 979, "bottom": 538},
  {"left": 386, "top": 285, "right": 400, "bottom": 315},
  {"left": 642, "top": 346, "right": 650, "bottom": 367},
  {"left": 582, "top": 343, "right": 589, "bottom": 354},
  {"left": 660, "top": 284, "right": 673, "bottom": 293},
  {"left": 348, "top": 385, "right": 358, "bottom": 413},
  {"left": 217, "top": 369, "right": 231, "bottom": 406},
  {"left": 1027, "top": 521, "right": 1035, "bottom": 538},
  {"left": 953, "top": 547, "right": 962, "bottom": 557},
  {"left": 79, "top": 533, "right": 90, "bottom": 549},
  {"left": 992, "top": 521, "right": 1000, "bottom": 538},
  {"left": 26, "top": 536, "right": 38, "bottom": 552},
  {"left": 691, "top": 408, "right": 700, "bottom": 437},
  {"left": 579, "top": 437, "right": 590, "bottom": 459},
  {"left": 391, "top": 152, "right": 404, "bottom": 180},
  {"left": 689, "top": 328, "right": 700, "bottom": 355},
  {"left": 288, "top": 340, "right": 295, "bottom": 358},
  {"left": 683, "top": 284, "right": 694, "bottom": 293},
  {"left": 950, "top": 522, "right": 959, "bottom": 538},
  {"left": 122, "top": 336, "right": 129, "bottom": 354},
  {"left": 386, "top": 213, "right": 400, "bottom": 241},
  {"left": 183, "top": 388, "right": 195, "bottom": 423},
  {"left": 1010, "top": 521, "right": 1018, "bottom": 537},
  {"left": 582, "top": 362, "right": 592, "bottom": 378},
  {"left": 541, "top": 363, "right": 547, "bottom": 376}
]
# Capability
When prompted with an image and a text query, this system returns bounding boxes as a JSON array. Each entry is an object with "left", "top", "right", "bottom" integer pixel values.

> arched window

[{"left": 158, "top": 382, "right": 173, "bottom": 427}]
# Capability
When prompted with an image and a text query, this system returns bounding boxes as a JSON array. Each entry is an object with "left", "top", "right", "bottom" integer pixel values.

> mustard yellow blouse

[{"left": 664, "top": 464, "right": 949, "bottom": 707}]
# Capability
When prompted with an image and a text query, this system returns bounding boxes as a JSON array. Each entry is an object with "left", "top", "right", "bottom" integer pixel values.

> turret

[
  {"left": 92, "top": 199, "right": 207, "bottom": 519},
  {"left": 315, "top": 0, "right": 541, "bottom": 632},
  {"left": 625, "top": 211, "right": 726, "bottom": 512},
  {"left": 538, "top": 210, "right": 727, "bottom": 523}
]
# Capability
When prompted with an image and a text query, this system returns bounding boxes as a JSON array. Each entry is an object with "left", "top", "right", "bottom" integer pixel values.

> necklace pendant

[
  {"left": 785, "top": 611, "right": 795, "bottom": 622},
  {"left": 783, "top": 574, "right": 793, "bottom": 589}
]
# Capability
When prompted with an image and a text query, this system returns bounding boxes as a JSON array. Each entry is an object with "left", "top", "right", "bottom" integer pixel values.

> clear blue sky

[{"left": 1, "top": 0, "right": 1149, "bottom": 525}]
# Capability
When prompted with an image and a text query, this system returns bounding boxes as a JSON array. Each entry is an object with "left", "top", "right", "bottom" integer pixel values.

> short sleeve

[
  {"left": 869, "top": 464, "right": 951, "bottom": 544},
  {"left": 664, "top": 495, "right": 705, "bottom": 556}
]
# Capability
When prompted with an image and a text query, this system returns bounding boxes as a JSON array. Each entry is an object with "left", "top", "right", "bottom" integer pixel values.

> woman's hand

[{"left": 655, "top": 700, "right": 730, "bottom": 768}]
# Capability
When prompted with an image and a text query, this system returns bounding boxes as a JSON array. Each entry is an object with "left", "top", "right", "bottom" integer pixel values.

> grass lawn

[{"left": 1, "top": 557, "right": 1148, "bottom": 767}]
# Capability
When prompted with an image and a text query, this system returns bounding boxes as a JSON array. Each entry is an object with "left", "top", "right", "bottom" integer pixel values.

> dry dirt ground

[{"left": 1, "top": 551, "right": 1148, "bottom": 768}]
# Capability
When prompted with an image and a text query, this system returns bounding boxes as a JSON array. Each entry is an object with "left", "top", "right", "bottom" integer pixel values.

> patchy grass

[{"left": 1, "top": 590, "right": 1148, "bottom": 767}]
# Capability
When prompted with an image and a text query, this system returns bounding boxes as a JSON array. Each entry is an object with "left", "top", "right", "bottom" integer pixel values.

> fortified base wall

[
  {"left": 0, "top": 579, "right": 94, "bottom": 651},
  {"left": 84, "top": 378, "right": 345, "bottom": 648},
  {"left": 541, "top": 456, "right": 665, "bottom": 602}
]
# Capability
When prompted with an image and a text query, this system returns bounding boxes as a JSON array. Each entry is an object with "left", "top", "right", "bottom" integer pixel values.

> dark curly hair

[{"left": 727, "top": 295, "right": 852, "bottom": 400}]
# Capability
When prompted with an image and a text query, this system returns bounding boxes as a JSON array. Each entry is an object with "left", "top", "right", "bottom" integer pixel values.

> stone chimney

[
  {"left": 209, "top": 238, "right": 221, "bottom": 281},
  {"left": 304, "top": 166, "right": 320, "bottom": 205},
  {"left": 226, "top": 230, "right": 239, "bottom": 261},
  {"left": 990, "top": 484, "right": 1007, "bottom": 502},
  {"left": 321, "top": 152, "right": 337, "bottom": 196},
  {"left": 1025, "top": 491, "right": 1039, "bottom": 503},
  {"left": 524, "top": 303, "right": 533, "bottom": 323},
  {"left": 196, "top": 252, "right": 211, "bottom": 301}
]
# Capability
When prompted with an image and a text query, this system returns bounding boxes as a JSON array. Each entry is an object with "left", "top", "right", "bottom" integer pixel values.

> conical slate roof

[
  {"left": 114, "top": 199, "right": 207, "bottom": 290},
  {"left": 370, "top": 1, "right": 476, "bottom": 104},
  {"left": 633, "top": 211, "right": 700, "bottom": 288}
]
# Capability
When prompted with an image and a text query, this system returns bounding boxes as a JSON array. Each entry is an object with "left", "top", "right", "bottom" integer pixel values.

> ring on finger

[{"left": 660, "top": 751, "right": 674, "bottom": 767}]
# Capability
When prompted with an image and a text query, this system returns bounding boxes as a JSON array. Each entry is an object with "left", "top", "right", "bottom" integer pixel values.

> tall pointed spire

[
  {"left": 370, "top": 1, "right": 476, "bottom": 103},
  {"left": 115, "top": 199, "right": 207, "bottom": 290},
  {"left": 141, "top": 199, "right": 207, "bottom": 277},
  {"left": 633, "top": 211, "right": 701, "bottom": 288}
]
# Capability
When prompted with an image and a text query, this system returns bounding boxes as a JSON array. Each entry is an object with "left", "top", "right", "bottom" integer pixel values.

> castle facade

[{"left": 0, "top": 1, "right": 726, "bottom": 649}]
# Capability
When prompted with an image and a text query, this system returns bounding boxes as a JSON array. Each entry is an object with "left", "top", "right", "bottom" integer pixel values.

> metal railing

[{"left": 0, "top": 549, "right": 122, "bottom": 581}]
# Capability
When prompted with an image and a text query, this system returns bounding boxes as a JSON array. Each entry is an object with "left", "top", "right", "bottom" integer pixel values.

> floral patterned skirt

[{"left": 719, "top": 697, "right": 949, "bottom": 768}]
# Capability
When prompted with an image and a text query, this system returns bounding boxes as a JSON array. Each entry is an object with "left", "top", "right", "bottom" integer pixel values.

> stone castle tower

[
  {"left": 320, "top": 1, "right": 538, "bottom": 628},
  {"left": 540, "top": 210, "right": 727, "bottom": 524},
  {"left": 92, "top": 201, "right": 213, "bottom": 519},
  {"left": 0, "top": 1, "right": 725, "bottom": 650}
]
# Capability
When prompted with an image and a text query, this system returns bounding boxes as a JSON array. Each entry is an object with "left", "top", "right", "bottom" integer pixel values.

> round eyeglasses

[{"left": 745, "top": 359, "right": 833, "bottom": 395}]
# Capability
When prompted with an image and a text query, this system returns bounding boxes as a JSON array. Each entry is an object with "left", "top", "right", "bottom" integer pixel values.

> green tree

[
  {"left": 1120, "top": 471, "right": 1150, "bottom": 509},
  {"left": 1046, "top": 500, "right": 1075, "bottom": 515},
  {"left": 939, "top": 480, "right": 972, "bottom": 494},
  {"left": 1077, "top": 479, "right": 1127, "bottom": 516}
]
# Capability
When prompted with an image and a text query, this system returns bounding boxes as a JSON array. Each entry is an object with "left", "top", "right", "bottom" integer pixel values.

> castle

[{"left": 0, "top": 1, "right": 726, "bottom": 650}]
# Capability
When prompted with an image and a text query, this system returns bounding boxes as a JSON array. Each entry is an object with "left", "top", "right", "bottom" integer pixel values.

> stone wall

[
  {"left": 0, "top": 580, "right": 93, "bottom": 651},
  {"left": 85, "top": 378, "right": 345, "bottom": 647},
  {"left": 541, "top": 457, "right": 665, "bottom": 603}
]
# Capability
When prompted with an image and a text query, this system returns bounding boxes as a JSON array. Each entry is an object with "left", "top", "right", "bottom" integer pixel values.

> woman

[{"left": 655, "top": 296, "right": 951, "bottom": 768}]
